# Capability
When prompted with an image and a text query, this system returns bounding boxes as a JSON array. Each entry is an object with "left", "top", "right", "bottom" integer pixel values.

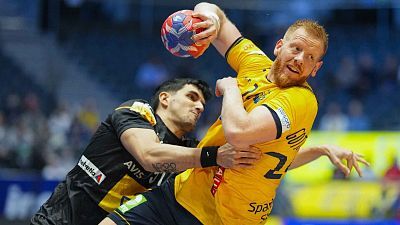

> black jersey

[{"left": 31, "top": 99, "right": 198, "bottom": 225}]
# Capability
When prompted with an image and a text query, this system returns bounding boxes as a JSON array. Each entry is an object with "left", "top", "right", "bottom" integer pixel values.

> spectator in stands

[
  {"left": 77, "top": 98, "right": 100, "bottom": 132},
  {"left": 0, "top": 111, "right": 10, "bottom": 167},
  {"left": 380, "top": 157, "right": 400, "bottom": 219},
  {"left": 334, "top": 56, "right": 359, "bottom": 94},
  {"left": 47, "top": 102, "right": 73, "bottom": 150},
  {"left": 384, "top": 157, "right": 400, "bottom": 181},
  {"left": 354, "top": 52, "right": 376, "bottom": 98},
  {"left": 381, "top": 53, "right": 399, "bottom": 91},
  {"left": 347, "top": 99, "right": 370, "bottom": 130},
  {"left": 41, "top": 147, "right": 76, "bottom": 180},
  {"left": 21, "top": 92, "right": 48, "bottom": 143},
  {"left": 14, "top": 119, "right": 35, "bottom": 168},
  {"left": 319, "top": 102, "right": 349, "bottom": 131},
  {"left": 67, "top": 115, "right": 93, "bottom": 156},
  {"left": 4, "top": 93, "right": 23, "bottom": 125}
]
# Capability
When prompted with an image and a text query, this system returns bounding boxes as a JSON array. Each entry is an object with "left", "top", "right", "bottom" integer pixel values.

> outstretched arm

[
  {"left": 289, "top": 145, "right": 370, "bottom": 177},
  {"left": 121, "top": 128, "right": 261, "bottom": 172}
]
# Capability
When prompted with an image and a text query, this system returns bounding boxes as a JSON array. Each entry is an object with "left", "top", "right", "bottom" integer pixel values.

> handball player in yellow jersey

[{"left": 100, "top": 2, "right": 369, "bottom": 225}]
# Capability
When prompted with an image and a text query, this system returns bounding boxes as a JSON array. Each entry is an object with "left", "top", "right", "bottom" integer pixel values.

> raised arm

[
  {"left": 215, "top": 77, "right": 278, "bottom": 148},
  {"left": 192, "top": 2, "right": 242, "bottom": 56},
  {"left": 121, "top": 128, "right": 261, "bottom": 172}
]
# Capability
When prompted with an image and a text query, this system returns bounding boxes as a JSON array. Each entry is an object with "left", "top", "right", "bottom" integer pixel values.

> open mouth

[{"left": 287, "top": 65, "right": 300, "bottom": 74}]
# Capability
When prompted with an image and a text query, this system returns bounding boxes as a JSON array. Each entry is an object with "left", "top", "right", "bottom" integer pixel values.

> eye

[
  {"left": 291, "top": 46, "right": 301, "bottom": 54},
  {"left": 187, "top": 93, "right": 197, "bottom": 101}
]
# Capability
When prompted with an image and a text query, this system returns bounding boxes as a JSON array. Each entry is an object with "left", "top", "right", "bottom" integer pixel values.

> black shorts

[
  {"left": 31, "top": 180, "right": 108, "bottom": 225},
  {"left": 30, "top": 181, "right": 72, "bottom": 225},
  {"left": 108, "top": 178, "right": 201, "bottom": 225}
]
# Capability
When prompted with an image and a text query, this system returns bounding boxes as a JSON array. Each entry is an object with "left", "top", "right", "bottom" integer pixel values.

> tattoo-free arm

[
  {"left": 216, "top": 77, "right": 277, "bottom": 148},
  {"left": 289, "top": 146, "right": 326, "bottom": 170},
  {"left": 289, "top": 145, "right": 370, "bottom": 177},
  {"left": 193, "top": 2, "right": 242, "bottom": 56}
]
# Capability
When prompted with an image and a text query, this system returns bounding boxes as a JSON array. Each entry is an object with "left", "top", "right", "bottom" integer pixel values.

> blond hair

[{"left": 284, "top": 19, "right": 329, "bottom": 58}]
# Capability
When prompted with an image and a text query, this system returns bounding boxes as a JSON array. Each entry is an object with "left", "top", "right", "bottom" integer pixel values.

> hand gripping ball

[{"left": 161, "top": 10, "right": 206, "bottom": 58}]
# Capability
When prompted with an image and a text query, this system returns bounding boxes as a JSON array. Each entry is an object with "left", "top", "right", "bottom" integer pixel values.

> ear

[
  {"left": 273, "top": 39, "right": 284, "bottom": 56},
  {"left": 159, "top": 92, "right": 170, "bottom": 108},
  {"left": 311, "top": 61, "right": 323, "bottom": 77}
]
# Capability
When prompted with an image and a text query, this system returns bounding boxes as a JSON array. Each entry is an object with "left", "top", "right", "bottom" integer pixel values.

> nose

[
  {"left": 294, "top": 51, "right": 304, "bottom": 66},
  {"left": 195, "top": 101, "right": 204, "bottom": 113}
]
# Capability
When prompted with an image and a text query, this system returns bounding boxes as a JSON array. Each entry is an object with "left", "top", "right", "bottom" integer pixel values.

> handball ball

[{"left": 161, "top": 10, "right": 206, "bottom": 58}]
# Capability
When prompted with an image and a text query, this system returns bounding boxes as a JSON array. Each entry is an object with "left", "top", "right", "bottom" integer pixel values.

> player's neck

[
  {"left": 266, "top": 71, "right": 275, "bottom": 83},
  {"left": 156, "top": 111, "right": 185, "bottom": 138}
]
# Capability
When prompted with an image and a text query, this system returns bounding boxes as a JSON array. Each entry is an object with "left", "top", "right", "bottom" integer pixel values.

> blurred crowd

[
  {"left": 0, "top": 91, "right": 98, "bottom": 178},
  {"left": 0, "top": 49, "right": 97, "bottom": 176}
]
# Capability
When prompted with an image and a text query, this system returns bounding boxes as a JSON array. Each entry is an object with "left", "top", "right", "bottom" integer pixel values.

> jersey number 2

[{"left": 264, "top": 152, "right": 290, "bottom": 179}]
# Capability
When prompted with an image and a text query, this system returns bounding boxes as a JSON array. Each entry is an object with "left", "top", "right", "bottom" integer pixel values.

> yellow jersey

[{"left": 175, "top": 38, "right": 318, "bottom": 225}]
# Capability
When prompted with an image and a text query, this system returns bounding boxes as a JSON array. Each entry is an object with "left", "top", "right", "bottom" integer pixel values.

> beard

[{"left": 270, "top": 56, "right": 308, "bottom": 88}]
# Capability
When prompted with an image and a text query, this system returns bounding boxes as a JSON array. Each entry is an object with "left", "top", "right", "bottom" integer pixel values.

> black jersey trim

[
  {"left": 297, "top": 84, "right": 315, "bottom": 95},
  {"left": 297, "top": 84, "right": 319, "bottom": 106},
  {"left": 262, "top": 104, "right": 282, "bottom": 139},
  {"left": 224, "top": 36, "right": 245, "bottom": 59}
]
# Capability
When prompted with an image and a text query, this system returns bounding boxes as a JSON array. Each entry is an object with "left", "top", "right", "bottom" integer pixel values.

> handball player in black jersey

[{"left": 30, "top": 78, "right": 261, "bottom": 225}]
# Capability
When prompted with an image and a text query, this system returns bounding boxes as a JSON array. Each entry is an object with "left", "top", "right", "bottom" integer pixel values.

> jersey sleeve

[
  {"left": 261, "top": 87, "right": 318, "bottom": 139},
  {"left": 225, "top": 38, "right": 273, "bottom": 79},
  {"left": 111, "top": 99, "right": 157, "bottom": 138}
]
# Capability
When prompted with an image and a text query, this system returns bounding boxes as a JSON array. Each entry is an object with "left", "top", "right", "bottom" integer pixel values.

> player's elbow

[
  {"left": 224, "top": 127, "right": 249, "bottom": 147},
  {"left": 132, "top": 145, "right": 159, "bottom": 172},
  {"left": 139, "top": 154, "right": 158, "bottom": 172}
]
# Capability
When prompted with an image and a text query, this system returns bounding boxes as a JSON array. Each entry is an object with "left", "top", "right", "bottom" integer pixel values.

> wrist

[
  {"left": 319, "top": 145, "right": 330, "bottom": 156},
  {"left": 205, "top": 12, "right": 221, "bottom": 34},
  {"left": 200, "top": 146, "right": 219, "bottom": 167},
  {"left": 222, "top": 84, "right": 239, "bottom": 95}
]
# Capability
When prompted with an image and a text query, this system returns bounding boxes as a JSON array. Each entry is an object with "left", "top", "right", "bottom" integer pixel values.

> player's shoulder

[
  {"left": 280, "top": 84, "right": 317, "bottom": 106},
  {"left": 114, "top": 99, "right": 156, "bottom": 125},
  {"left": 115, "top": 99, "right": 154, "bottom": 113},
  {"left": 286, "top": 83, "right": 315, "bottom": 96},
  {"left": 226, "top": 37, "right": 268, "bottom": 58},
  {"left": 116, "top": 99, "right": 150, "bottom": 108}
]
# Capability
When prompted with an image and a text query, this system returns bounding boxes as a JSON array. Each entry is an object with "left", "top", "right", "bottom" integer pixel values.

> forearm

[
  {"left": 140, "top": 143, "right": 202, "bottom": 172},
  {"left": 220, "top": 85, "right": 250, "bottom": 146},
  {"left": 121, "top": 128, "right": 222, "bottom": 173},
  {"left": 289, "top": 145, "right": 327, "bottom": 170}
]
